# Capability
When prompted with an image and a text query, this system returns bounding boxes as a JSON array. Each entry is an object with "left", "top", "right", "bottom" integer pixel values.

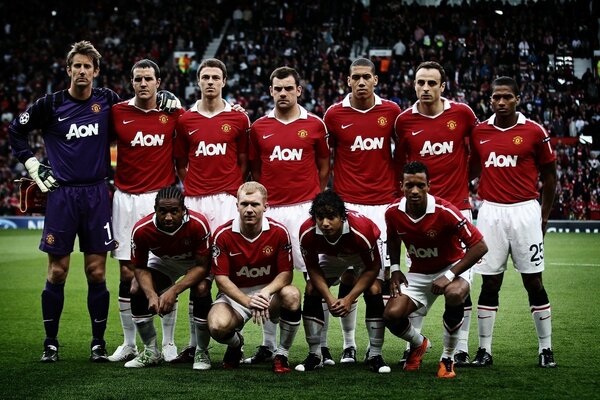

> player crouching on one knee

[
  {"left": 383, "top": 161, "right": 488, "bottom": 378},
  {"left": 207, "top": 181, "right": 302, "bottom": 374}
]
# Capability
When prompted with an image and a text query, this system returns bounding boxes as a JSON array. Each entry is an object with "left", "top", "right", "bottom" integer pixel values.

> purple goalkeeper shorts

[{"left": 39, "top": 181, "right": 116, "bottom": 255}]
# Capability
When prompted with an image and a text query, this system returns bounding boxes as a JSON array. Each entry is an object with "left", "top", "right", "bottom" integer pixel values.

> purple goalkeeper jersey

[{"left": 9, "top": 88, "right": 121, "bottom": 184}]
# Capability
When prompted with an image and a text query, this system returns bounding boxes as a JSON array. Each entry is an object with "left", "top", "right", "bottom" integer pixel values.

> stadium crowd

[{"left": 1, "top": 0, "right": 599, "bottom": 218}]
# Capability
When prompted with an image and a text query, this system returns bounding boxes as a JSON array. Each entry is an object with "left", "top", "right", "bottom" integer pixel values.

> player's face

[
  {"left": 316, "top": 214, "right": 344, "bottom": 241},
  {"left": 270, "top": 75, "right": 301, "bottom": 112},
  {"left": 132, "top": 67, "right": 160, "bottom": 101},
  {"left": 155, "top": 198, "right": 185, "bottom": 233},
  {"left": 67, "top": 54, "right": 99, "bottom": 89},
  {"left": 237, "top": 190, "right": 267, "bottom": 228},
  {"left": 198, "top": 67, "right": 225, "bottom": 100},
  {"left": 402, "top": 172, "right": 430, "bottom": 207},
  {"left": 414, "top": 68, "right": 445, "bottom": 105},
  {"left": 348, "top": 66, "right": 378, "bottom": 100},
  {"left": 490, "top": 85, "right": 519, "bottom": 117}
]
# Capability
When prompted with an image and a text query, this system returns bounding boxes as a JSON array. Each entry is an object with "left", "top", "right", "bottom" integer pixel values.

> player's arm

[
  {"left": 305, "top": 259, "right": 337, "bottom": 306},
  {"left": 158, "top": 255, "right": 210, "bottom": 315},
  {"left": 175, "top": 156, "right": 188, "bottom": 182},
  {"left": 468, "top": 147, "right": 482, "bottom": 181},
  {"left": 316, "top": 155, "right": 330, "bottom": 191},
  {"left": 238, "top": 151, "right": 249, "bottom": 182},
  {"left": 539, "top": 160, "right": 557, "bottom": 235},
  {"left": 214, "top": 274, "right": 263, "bottom": 309},
  {"left": 335, "top": 247, "right": 379, "bottom": 309},
  {"left": 133, "top": 266, "right": 160, "bottom": 314},
  {"left": 431, "top": 238, "right": 488, "bottom": 295}
]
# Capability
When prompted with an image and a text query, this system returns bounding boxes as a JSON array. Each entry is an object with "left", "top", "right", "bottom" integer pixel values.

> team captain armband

[{"left": 15, "top": 178, "right": 47, "bottom": 214}]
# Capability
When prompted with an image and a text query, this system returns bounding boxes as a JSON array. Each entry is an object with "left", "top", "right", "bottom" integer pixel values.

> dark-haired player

[{"left": 125, "top": 186, "right": 211, "bottom": 369}]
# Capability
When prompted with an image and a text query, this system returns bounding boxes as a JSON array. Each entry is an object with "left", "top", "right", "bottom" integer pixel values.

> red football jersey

[
  {"left": 472, "top": 113, "right": 556, "bottom": 203},
  {"left": 395, "top": 99, "right": 477, "bottom": 210},
  {"left": 174, "top": 102, "right": 250, "bottom": 196},
  {"left": 131, "top": 210, "right": 211, "bottom": 276},
  {"left": 324, "top": 94, "right": 401, "bottom": 205},
  {"left": 111, "top": 100, "right": 183, "bottom": 193},
  {"left": 385, "top": 195, "right": 483, "bottom": 274},
  {"left": 299, "top": 210, "right": 382, "bottom": 271},
  {"left": 249, "top": 106, "right": 329, "bottom": 205},
  {"left": 212, "top": 216, "right": 293, "bottom": 288}
]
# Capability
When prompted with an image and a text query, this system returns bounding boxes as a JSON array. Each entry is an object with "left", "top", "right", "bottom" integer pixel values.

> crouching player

[
  {"left": 296, "top": 190, "right": 390, "bottom": 373},
  {"left": 207, "top": 182, "right": 301, "bottom": 374},
  {"left": 383, "top": 161, "right": 487, "bottom": 378},
  {"left": 125, "top": 186, "right": 213, "bottom": 370}
]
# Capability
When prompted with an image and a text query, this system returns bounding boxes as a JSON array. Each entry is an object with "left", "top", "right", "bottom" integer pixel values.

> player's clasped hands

[
  {"left": 249, "top": 292, "right": 271, "bottom": 324},
  {"left": 329, "top": 297, "right": 353, "bottom": 317},
  {"left": 431, "top": 276, "right": 450, "bottom": 295},
  {"left": 157, "top": 289, "right": 177, "bottom": 316}
]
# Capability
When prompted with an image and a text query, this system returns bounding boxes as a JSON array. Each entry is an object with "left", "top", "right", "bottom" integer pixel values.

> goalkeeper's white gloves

[
  {"left": 24, "top": 157, "right": 59, "bottom": 193},
  {"left": 156, "top": 90, "right": 182, "bottom": 113}
]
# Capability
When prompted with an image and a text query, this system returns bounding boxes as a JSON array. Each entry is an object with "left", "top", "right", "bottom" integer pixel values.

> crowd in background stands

[{"left": 1, "top": 0, "right": 599, "bottom": 219}]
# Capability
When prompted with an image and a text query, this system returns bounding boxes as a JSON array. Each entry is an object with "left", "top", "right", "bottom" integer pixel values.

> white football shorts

[
  {"left": 266, "top": 201, "right": 311, "bottom": 273},
  {"left": 112, "top": 189, "right": 157, "bottom": 260},
  {"left": 184, "top": 192, "right": 238, "bottom": 233}
]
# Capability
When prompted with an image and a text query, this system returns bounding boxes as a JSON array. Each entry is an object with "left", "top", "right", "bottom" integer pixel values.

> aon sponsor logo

[
  {"left": 195, "top": 141, "right": 226, "bottom": 157},
  {"left": 350, "top": 136, "right": 384, "bottom": 151},
  {"left": 269, "top": 146, "right": 303, "bottom": 161},
  {"left": 484, "top": 152, "right": 518, "bottom": 167},
  {"left": 407, "top": 244, "right": 438, "bottom": 258},
  {"left": 131, "top": 132, "right": 165, "bottom": 147},
  {"left": 66, "top": 123, "right": 99, "bottom": 140},
  {"left": 236, "top": 265, "right": 271, "bottom": 278},
  {"left": 162, "top": 252, "right": 192, "bottom": 261},
  {"left": 419, "top": 140, "right": 453, "bottom": 157}
]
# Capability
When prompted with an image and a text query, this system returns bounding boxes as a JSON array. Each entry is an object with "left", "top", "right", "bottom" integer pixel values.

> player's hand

[
  {"left": 248, "top": 292, "right": 270, "bottom": 310},
  {"left": 229, "top": 102, "right": 246, "bottom": 113},
  {"left": 431, "top": 276, "right": 451, "bottom": 295},
  {"left": 390, "top": 271, "right": 408, "bottom": 298},
  {"left": 147, "top": 294, "right": 160, "bottom": 314},
  {"left": 329, "top": 297, "right": 353, "bottom": 317},
  {"left": 251, "top": 308, "right": 270, "bottom": 325},
  {"left": 157, "top": 90, "right": 182, "bottom": 113},
  {"left": 24, "top": 157, "right": 59, "bottom": 193},
  {"left": 158, "top": 288, "right": 177, "bottom": 315}
]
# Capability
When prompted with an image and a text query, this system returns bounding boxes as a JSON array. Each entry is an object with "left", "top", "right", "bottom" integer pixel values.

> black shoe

[
  {"left": 367, "top": 354, "right": 391, "bottom": 373},
  {"left": 41, "top": 345, "right": 58, "bottom": 363},
  {"left": 398, "top": 349, "right": 410, "bottom": 367},
  {"left": 340, "top": 346, "right": 357, "bottom": 364},
  {"left": 321, "top": 347, "right": 335, "bottom": 366},
  {"left": 170, "top": 345, "right": 195, "bottom": 364},
  {"left": 454, "top": 350, "right": 471, "bottom": 367},
  {"left": 90, "top": 344, "right": 109, "bottom": 362},
  {"left": 243, "top": 345, "right": 274, "bottom": 364},
  {"left": 471, "top": 347, "right": 493, "bottom": 367},
  {"left": 538, "top": 348, "right": 557, "bottom": 368},
  {"left": 294, "top": 353, "right": 323, "bottom": 372},
  {"left": 223, "top": 333, "right": 244, "bottom": 369}
]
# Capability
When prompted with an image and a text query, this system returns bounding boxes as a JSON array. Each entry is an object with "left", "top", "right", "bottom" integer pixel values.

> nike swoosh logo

[
  {"left": 93, "top": 318, "right": 107, "bottom": 323},
  {"left": 262, "top": 134, "right": 274, "bottom": 139},
  {"left": 478, "top": 316, "right": 492, "bottom": 319},
  {"left": 341, "top": 123, "right": 353, "bottom": 129},
  {"left": 229, "top": 252, "right": 242, "bottom": 256},
  {"left": 411, "top": 130, "right": 424, "bottom": 136},
  {"left": 479, "top": 139, "right": 491, "bottom": 144},
  {"left": 43, "top": 319, "right": 54, "bottom": 322},
  {"left": 539, "top": 315, "right": 551, "bottom": 320},
  {"left": 104, "top": 240, "right": 114, "bottom": 246},
  {"left": 188, "top": 129, "right": 199, "bottom": 135},
  {"left": 58, "top": 116, "right": 71, "bottom": 122},
  {"left": 123, "top": 120, "right": 135, "bottom": 124},
  {"left": 534, "top": 261, "right": 542, "bottom": 266}
]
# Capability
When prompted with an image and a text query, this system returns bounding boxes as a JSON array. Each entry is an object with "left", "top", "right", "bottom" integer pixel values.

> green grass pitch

[{"left": 0, "top": 230, "right": 598, "bottom": 399}]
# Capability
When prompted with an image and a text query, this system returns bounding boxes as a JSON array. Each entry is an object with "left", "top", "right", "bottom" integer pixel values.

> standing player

[
  {"left": 208, "top": 182, "right": 302, "bottom": 374},
  {"left": 394, "top": 61, "right": 479, "bottom": 366},
  {"left": 108, "top": 59, "right": 186, "bottom": 363},
  {"left": 323, "top": 57, "right": 401, "bottom": 364},
  {"left": 8, "top": 41, "right": 119, "bottom": 363},
  {"left": 125, "top": 187, "right": 212, "bottom": 369},
  {"left": 173, "top": 58, "right": 251, "bottom": 363},
  {"left": 469, "top": 76, "right": 557, "bottom": 368},
  {"left": 384, "top": 161, "right": 487, "bottom": 378},
  {"left": 296, "top": 190, "right": 390, "bottom": 374},
  {"left": 246, "top": 67, "right": 329, "bottom": 364}
]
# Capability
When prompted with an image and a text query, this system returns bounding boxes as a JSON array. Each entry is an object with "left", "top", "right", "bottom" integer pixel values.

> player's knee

[
  {"left": 84, "top": 264, "right": 106, "bottom": 283},
  {"left": 280, "top": 285, "right": 301, "bottom": 310},
  {"left": 119, "top": 263, "right": 135, "bottom": 281},
  {"left": 478, "top": 288, "right": 499, "bottom": 307},
  {"left": 481, "top": 274, "right": 503, "bottom": 293},
  {"left": 366, "top": 279, "right": 382, "bottom": 295},
  {"left": 193, "top": 279, "right": 212, "bottom": 297},
  {"left": 522, "top": 273, "right": 544, "bottom": 293},
  {"left": 207, "top": 317, "right": 232, "bottom": 342},
  {"left": 444, "top": 283, "right": 467, "bottom": 306},
  {"left": 304, "top": 280, "right": 318, "bottom": 296},
  {"left": 527, "top": 287, "right": 549, "bottom": 306}
]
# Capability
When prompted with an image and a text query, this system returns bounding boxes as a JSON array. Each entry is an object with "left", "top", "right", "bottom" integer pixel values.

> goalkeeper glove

[
  {"left": 157, "top": 90, "right": 182, "bottom": 113},
  {"left": 24, "top": 157, "right": 59, "bottom": 193}
]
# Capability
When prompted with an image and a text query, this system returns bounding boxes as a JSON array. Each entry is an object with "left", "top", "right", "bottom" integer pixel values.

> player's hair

[
  {"left": 237, "top": 181, "right": 268, "bottom": 202},
  {"left": 309, "top": 190, "right": 347, "bottom": 222},
  {"left": 270, "top": 66, "right": 300, "bottom": 86},
  {"left": 197, "top": 58, "right": 227, "bottom": 80},
  {"left": 66, "top": 40, "right": 101, "bottom": 70},
  {"left": 492, "top": 76, "right": 520, "bottom": 97},
  {"left": 349, "top": 58, "right": 376, "bottom": 75},
  {"left": 403, "top": 161, "right": 430, "bottom": 181},
  {"left": 130, "top": 59, "right": 160, "bottom": 79},
  {"left": 155, "top": 186, "right": 185, "bottom": 208},
  {"left": 415, "top": 61, "right": 447, "bottom": 84}
]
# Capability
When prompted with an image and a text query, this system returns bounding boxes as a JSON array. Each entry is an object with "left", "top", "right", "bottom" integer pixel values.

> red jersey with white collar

[
  {"left": 175, "top": 101, "right": 250, "bottom": 196},
  {"left": 385, "top": 195, "right": 483, "bottom": 274},
  {"left": 299, "top": 210, "right": 382, "bottom": 271},
  {"left": 249, "top": 106, "right": 329, "bottom": 205},
  {"left": 471, "top": 112, "right": 556, "bottom": 203},
  {"left": 324, "top": 94, "right": 401, "bottom": 204},
  {"left": 212, "top": 216, "right": 293, "bottom": 288},
  {"left": 111, "top": 99, "right": 183, "bottom": 193},
  {"left": 395, "top": 99, "right": 477, "bottom": 209}
]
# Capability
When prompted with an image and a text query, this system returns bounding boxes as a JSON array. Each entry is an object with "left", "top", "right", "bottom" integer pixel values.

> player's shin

[
  {"left": 456, "top": 295, "right": 472, "bottom": 353},
  {"left": 339, "top": 282, "right": 358, "bottom": 349},
  {"left": 477, "top": 290, "right": 499, "bottom": 354},
  {"left": 133, "top": 316, "right": 159, "bottom": 353},
  {"left": 278, "top": 307, "right": 302, "bottom": 357},
  {"left": 364, "top": 293, "right": 385, "bottom": 356},
  {"left": 302, "top": 294, "right": 325, "bottom": 354},
  {"left": 88, "top": 280, "right": 109, "bottom": 347},
  {"left": 441, "top": 303, "right": 464, "bottom": 359},
  {"left": 41, "top": 280, "right": 65, "bottom": 347},
  {"left": 528, "top": 288, "right": 552, "bottom": 353},
  {"left": 118, "top": 281, "right": 137, "bottom": 347},
  {"left": 193, "top": 294, "right": 212, "bottom": 351}
]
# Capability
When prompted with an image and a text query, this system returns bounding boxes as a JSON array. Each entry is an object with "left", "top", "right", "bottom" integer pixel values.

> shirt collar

[
  {"left": 411, "top": 97, "right": 451, "bottom": 115},
  {"left": 127, "top": 97, "right": 160, "bottom": 112},
  {"left": 487, "top": 112, "right": 527, "bottom": 126},
  {"left": 342, "top": 93, "right": 383, "bottom": 111},
  {"left": 398, "top": 193, "right": 436, "bottom": 215},
  {"left": 267, "top": 105, "right": 308, "bottom": 121},
  {"left": 232, "top": 215, "right": 270, "bottom": 233},
  {"left": 190, "top": 99, "right": 231, "bottom": 116},
  {"left": 153, "top": 212, "right": 189, "bottom": 236}
]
